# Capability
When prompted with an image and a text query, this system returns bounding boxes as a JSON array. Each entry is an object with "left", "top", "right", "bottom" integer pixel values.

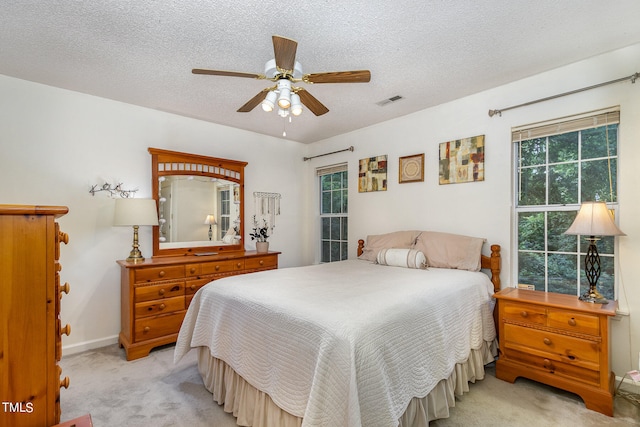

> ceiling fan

[{"left": 192, "top": 35, "right": 371, "bottom": 117}]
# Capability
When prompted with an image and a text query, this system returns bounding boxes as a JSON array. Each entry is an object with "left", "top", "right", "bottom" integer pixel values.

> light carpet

[{"left": 59, "top": 344, "right": 640, "bottom": 426}]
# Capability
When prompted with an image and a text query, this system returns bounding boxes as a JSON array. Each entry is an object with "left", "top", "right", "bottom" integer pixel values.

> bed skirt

[{"left": 197, "top": 339, "right": 498, "bottom": 427}]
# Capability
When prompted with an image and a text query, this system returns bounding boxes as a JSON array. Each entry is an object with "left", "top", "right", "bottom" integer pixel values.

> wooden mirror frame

[{"left": 149, "top": 147, "right": 247, "bottom": 257}]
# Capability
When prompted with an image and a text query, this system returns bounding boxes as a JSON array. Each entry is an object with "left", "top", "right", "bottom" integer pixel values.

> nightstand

[{"left": 494, "top": 288, "right": 617, "bottom": 416}]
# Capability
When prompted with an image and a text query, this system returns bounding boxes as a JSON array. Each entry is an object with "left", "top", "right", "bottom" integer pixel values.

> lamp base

[
  {"left": 125, "top": 225, "right": 145, "bottom": 263},
  {"left": 579, "top": 288, "right": 608, "bottom": 304}
]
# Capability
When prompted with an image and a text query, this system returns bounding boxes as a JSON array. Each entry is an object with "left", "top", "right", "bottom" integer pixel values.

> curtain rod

[
  {"left": 303, "top": 146, "right": 354, "bottom": 161},
  {"left": 488, "top": 72, "right": 639, "bottom": 117}
]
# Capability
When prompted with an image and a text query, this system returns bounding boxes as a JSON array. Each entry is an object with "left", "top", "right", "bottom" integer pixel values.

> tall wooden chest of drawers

[
  {"left": 118, "top": 251, "right": 279, "bottom": 360},
  {"left": 0, "top": 204, "right": 70, "bottom": 427},
  {"left": 494, "top": 288, "right": 617, "bottom": 416}
]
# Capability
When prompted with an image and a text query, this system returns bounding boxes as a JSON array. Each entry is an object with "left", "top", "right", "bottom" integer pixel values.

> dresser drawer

[
  {"left": 200, "top": 259, "right": 245, "bottom": 275},
  {"left": 547, "top": 309, "right": 599, "bottom": 336},
  {"left": 134, "top": 265, "right": 185, "bottom": 283},
  {"left": 186, "top": 277, "right": 213, "bottom": 296},
  {"left": 503, "top": 323, "right": 600, "bottom": 368},
  {"left": 135, "top": 281, "right": 185, "bottom": 303},
  {"left": 246, "top": 255, "right": 277, "bottom": 270},
  {"left": 135, "top": 312, "right": 185, "bottom": 341},
  {"left": 135, "top": 296, "right": 185, "bottom": 318},
  {"left": 501, "top": 301, "right": 547, "bottom": 326}
]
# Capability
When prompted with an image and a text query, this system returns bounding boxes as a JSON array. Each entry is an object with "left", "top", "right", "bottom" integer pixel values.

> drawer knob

[
  {"left": 215, "top": 265, "right": 220, "bottom": 271},
  {"left": 60, "top": 324, "right": 71, "bottom": 336},
  {"left": 59, "top": 376, "right": 70, "bottom": 389},
  {"left": 159, "top": 289, "right": 165, "bottom": 296},
  {"left": 543, "top": 337, "right": 552, "bottom": 346},
  {"left": 568, "top": 318, "right": 577, "bottom": 327},
  {"left": 520, "top": 311, "right": 528, "bottom": 318},
  {"left": 159, "top": 303, "right": 166, "bottom": 311},
  {"left": 159, "top": 270, "right": 166, "bottom": 277},
  {"left": 60, "top": 282, "right": 70, "bottom": 295},
  {"left": 543, "top": 359, "right": 554, "bottom": 370},
  {"left": 190, "top": 267, "right": 196, "bottom": 274},
  {"left": 259, "top": 260, "right": 264, "bottom": 266},
  {"left": 190, "top": 284, "right": 196, "bottom": 290},
  {"left": 143, "top": 326, "right": 150, "bottom": 333},
  {"left": 58, "top": 231, "right": 69, "bottom": 245},
  {"left": 237, "top": 263, "right": 242, "bottom": 268}
]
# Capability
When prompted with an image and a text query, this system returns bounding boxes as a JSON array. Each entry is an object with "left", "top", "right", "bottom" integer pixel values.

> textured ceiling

[{"left": 2, "top": 1, "right": 640, "bottom": 143}]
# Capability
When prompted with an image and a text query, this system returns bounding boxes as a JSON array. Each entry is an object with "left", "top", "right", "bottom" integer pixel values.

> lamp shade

[
  {"left": 113, "top": 198, "right": 159, "bottom": 227},
  {"left": 204, "top": 214, "right": 217, "bottom": 225},
  {"left": 564, "top": 201, "right": 625, "bottom": 237}
]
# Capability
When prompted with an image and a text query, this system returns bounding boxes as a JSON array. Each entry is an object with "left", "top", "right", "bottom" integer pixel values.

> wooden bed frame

[{"left": 357, "top": 239, "right": 502, "bottom": 292}]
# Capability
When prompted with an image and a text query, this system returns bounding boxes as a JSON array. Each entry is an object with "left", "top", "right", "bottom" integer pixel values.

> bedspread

[{"left": 175, "top": 260, "right": 496, "bottom": 427}]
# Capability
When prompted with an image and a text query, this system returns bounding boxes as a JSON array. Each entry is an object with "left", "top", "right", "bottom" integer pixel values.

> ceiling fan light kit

[{"left": 192, "top": 35, "right": 371, "bottom": 122}]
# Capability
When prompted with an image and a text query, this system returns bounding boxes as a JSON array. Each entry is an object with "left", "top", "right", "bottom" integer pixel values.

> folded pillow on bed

[
  {"left": 376, "top": 248, "right": 427, "bottom": 269},
  {"left": 358, "top": 230, "right": 421, "bottom": 262},
  {"left": 413, "top": 231, "right": 485, "bottom": 271}
]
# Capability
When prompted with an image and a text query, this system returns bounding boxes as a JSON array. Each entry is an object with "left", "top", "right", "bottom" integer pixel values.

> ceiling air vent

[{"left": 376, "top": 95, "right": 404, "bottom": 107}]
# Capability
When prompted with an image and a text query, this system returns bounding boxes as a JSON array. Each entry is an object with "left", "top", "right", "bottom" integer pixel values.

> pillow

[
  {"left": 413, "top": 231, "right": 485, "bottom": 271},
  {"left": 358, "top": 230, "right": 421, "bottom": 261},
  {"left": 376, "top": 248, "right": 427, "bottom": 269}
]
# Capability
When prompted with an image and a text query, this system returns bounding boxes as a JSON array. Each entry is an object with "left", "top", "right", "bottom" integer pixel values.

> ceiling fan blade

[
  {"left": 192, "top": 69, "right": 265, "bottom": 79},
  {"left": 297, "top": 89, "right": 329, "bottom": 116},
  {"left": 237, "top": 90, "right": 269, "bottom": 112},
  {"left": 304, "top": 70, "right": 371, "bottom": 84},
  {"left": 272, "top": 35, "right": 298, "bottom": 72}
]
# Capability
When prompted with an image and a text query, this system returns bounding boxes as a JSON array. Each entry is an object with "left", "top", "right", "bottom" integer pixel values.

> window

[
  {"left": 218, "top": 189, "right": 230, "bottom": 238},
  {"left": 514, "top": 109, "right": 620, "bottom": 299},
  {"left": 318, "top": 164, "right": 348, "bottom": 262}
]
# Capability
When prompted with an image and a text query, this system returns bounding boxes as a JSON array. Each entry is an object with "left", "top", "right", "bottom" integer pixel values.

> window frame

[
  {"left": 317, "top": 164, "right": 348, "bottom": 263},
  {"left": 512, "top": 108, "right": 621, "bottom": 299}
]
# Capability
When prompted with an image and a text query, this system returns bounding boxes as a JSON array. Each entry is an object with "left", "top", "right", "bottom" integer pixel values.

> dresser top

[
  {"left": 0, "top": 204, "right": 68, "bottom": 216},
  {"left": 494, "top": 287, "right": 618, "bottom": 316},
  {"left": 117, "top": 250, "right": 280, "bottom": 268}
]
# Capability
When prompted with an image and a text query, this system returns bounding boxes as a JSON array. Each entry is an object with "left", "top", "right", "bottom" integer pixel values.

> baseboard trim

[{"left": 62, "top": 335, "right": 119, "bottom": 356}]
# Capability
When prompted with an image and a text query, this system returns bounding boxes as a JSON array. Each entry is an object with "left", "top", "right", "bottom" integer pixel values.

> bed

[{"left": 175, "top": 230, "right": 501, "bottom": 427}]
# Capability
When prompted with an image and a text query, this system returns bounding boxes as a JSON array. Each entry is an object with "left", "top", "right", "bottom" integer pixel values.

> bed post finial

[{"left": 357, "top": 239, "right": 365, "bottom": 257}]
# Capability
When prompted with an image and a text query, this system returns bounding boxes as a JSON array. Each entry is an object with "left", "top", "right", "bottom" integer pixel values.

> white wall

[
  {"left": 304, "top": 43, "right": 640, "bottom": 377},
  {"left": 0, "top": 75, "right": 307, "bottom": 353}
]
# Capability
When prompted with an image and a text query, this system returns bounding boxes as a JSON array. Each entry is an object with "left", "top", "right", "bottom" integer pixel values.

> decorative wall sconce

[{"left": 90, "top": 182, "right": 138, "bottom": 198}]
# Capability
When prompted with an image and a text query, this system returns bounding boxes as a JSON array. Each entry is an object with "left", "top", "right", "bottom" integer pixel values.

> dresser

[
  {"left": 118, "top": 251, "right": 279, "bottom": 360},
  {"left": 494, "top": 288, "right": 617, "bottom": 416},
  {"left": 0, "top": 204, "right": 70, "bottom": 427}
]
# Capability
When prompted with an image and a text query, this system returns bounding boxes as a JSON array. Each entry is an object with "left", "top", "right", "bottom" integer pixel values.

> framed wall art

[
  {"left": 439, "top": 135, "right": 485, "bottom": 185},
  {"left": 358, "top": 155, "right": 387, "bottom": 192},
  {"left": 399, "top": 153, "right": 424, "bottom": 183}
]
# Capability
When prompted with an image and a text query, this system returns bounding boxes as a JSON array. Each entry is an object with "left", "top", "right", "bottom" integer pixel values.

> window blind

[
  {"left": 316, "top": 163, "right": 348, "bottom": 176},
  {"left": 511, "top": 107, "right": 620, "bottom": 142}
]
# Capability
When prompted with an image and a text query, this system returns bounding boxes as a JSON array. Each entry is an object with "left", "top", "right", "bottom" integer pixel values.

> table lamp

[
  {"left": 204, "top": 214, "right": 216, "bottom": 241},
  {"left": 564, "top": 201, "right": 625, "bottom": 303},
  {"left": 114, "top": 198, "right": 159, "bottom": 263}
]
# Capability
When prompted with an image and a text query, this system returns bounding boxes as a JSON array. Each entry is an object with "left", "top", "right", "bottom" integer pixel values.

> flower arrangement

[{"left": 249, "top": 216, "right": 270, "bottom": 242}]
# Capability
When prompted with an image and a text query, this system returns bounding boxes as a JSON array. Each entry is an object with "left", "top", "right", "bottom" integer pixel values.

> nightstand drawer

[
  {"left": 503, "top": 323, "right": 599, "bottom": 368},
  {"left": 501, "top": 301, "right": 547, "bottom": 326},
  {"left": 246, "top": 255, "right": 277, "bottom": 270},
  {"left": 547, "top": 309, "right": 599, "bottom": 336},
  {"left": 135, "top": 312, "right": 185, "bottom": 341},
  {"left": 135, "top": 281, "right": 185, "bottom": 303},
  {"left": 134, "top": 265, "right": 185, "bottom": 283},
  {"left": 502, "top": 348, "right": 601, "bottom": 386},
  {"left": 135, "top": 296, "right": 185, "bottom": 318}
]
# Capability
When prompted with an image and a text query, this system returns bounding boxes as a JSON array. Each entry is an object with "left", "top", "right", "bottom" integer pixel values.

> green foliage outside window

[
  {"left": 320, "top": 170, "right": 348, "bottom": 262},
  {"left": 516, "top": 124, "right": 618, "bottom": 299}
]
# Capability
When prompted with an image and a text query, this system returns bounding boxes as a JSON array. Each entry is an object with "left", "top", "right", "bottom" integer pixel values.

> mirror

[{"left": 149, "top": 148, "right": 247, "bottom": 257}]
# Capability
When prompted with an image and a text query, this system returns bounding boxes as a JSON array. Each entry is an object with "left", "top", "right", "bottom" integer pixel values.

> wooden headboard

[{"left": 357, "top": 239, "right": 501, "bottom": 292}]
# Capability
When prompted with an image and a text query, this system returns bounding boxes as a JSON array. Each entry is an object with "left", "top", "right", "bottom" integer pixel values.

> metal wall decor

[{"left": 89, "top": 182, "right": 138, "bottom": 198}]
